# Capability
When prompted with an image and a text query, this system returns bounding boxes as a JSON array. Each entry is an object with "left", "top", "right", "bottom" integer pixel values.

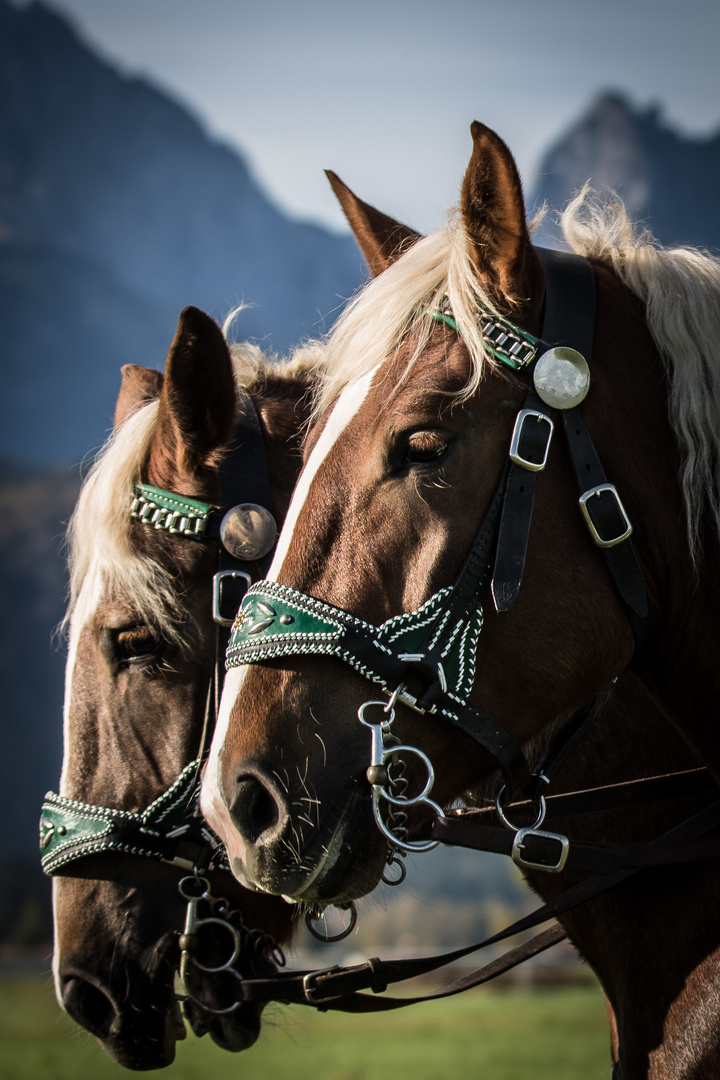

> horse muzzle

[{"left": 223, "top": 766, "right": 387, "bottom": 902}]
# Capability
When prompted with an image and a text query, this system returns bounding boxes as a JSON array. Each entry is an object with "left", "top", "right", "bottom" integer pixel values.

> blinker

[
  {"left": 220, "top": 503, "right": 278, "bottom": 560},
  {"left": 533, "top": 347, "right": 590, "bottom": 409}
]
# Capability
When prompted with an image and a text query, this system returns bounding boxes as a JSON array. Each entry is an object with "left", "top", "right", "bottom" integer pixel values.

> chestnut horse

[
  {"left": 45, "top": 306, "right": 316, "bottom": 1069},
  {"left": 201, "top": 125, "right": 720, "bottom": 1077}
]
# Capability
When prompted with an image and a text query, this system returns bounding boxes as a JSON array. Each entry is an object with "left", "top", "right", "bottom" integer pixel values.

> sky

[{"left": 20, "top": 0, "right": 720, "bottom": 235}]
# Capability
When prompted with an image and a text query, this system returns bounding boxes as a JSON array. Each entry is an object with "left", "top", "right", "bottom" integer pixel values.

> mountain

[
  {"left": 529, "top": 92, "right": 720, "bottom": 251},
  {"left": 0, "top": 0, "right": 366, "bottom": 466}
]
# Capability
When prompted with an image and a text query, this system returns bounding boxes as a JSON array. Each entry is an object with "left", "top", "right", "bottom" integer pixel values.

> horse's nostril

[
  {"left": 62, "top": 975, "right": 118, "bottom": 1040},
  {"left": 230, "top": 775, "right": 281, "bottom": 843}
]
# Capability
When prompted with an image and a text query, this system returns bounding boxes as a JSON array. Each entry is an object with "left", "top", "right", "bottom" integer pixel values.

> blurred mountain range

[
  {"left": 0, "top": 0, "right": 366, "bottom": 466},
  {"left": 529, "top": 91, "right": 720, "bottom": 250},
  {"left": 2, "top": 0, "right": 720, "bottom": 938}
]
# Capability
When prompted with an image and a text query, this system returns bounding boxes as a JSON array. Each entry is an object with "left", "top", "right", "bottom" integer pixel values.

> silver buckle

[
  {"left": 213, "top": 570, "right": 252, "bottom": 626},
  {"left": 303, "top": 965, "right": 341, "bottom": 1003},
  {"left": 509, "top": 409, "right": 554, "bottom": 472},
  {"left": 512, "top": 828, "right": 569, "bottom": 873},
  {"left": 579, "top": 484, "right": 633, "bottom": 548}
]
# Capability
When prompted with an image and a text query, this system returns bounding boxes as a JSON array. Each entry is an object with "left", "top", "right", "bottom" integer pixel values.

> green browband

[
  {"left": 226, "top": 580, "right": 484, "bottom": 717},
  {"left": 429, "top": 298, "right": 539, "bottom": 372},
  {"left": 130, "top": 484, "right": 217, "bottom": 539},
  {"left": 40, "top": 760, "right": 210, "bottom": 875}
]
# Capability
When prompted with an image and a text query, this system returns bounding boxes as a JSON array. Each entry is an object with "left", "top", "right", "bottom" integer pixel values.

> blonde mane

[
  {"left": 315, "top": 211, "right": 509, "bottom": 416},
  {"left": 318, "top": 191, "right": 720, "bottom": 552},
  {"left": 65, "top": 340, "right": 323, "bottom": 642},
  {"left": 561, "top": 188, "right": 720, "bottom": 550}
]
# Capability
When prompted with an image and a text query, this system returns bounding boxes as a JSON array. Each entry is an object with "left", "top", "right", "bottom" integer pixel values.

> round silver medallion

[
  {"left": 220, "top": 503, "right": 278, "bottom": 561},
  {"left": 533, "top": 347, "right": 591, "bottom": 409}
]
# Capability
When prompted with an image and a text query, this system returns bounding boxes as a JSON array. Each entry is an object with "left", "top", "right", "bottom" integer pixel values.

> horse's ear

[
  {"left": 326, "top": 170, "right": 422, "bottom": 276},
  {"left": 114, "top": 365, "right": 164, "bottom": 428},
  {"left": 151, "top": 306, "right": 236, "bottom": 485},
  {"left": 461, "top": 121, "right": 539, "bottom": 306}
]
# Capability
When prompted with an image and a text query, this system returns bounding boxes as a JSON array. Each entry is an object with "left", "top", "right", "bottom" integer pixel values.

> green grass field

[{"left": 0, "top": 975, "right": 613, "bottom": 1080}]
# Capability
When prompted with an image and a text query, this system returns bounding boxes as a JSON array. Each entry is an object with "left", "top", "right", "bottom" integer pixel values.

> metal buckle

[
  {"left": 213, "top": 570, "right": 252, "bottom": 626},
  {"left": 511, "top": 828, "right": 570, "bottom": 873},
  {"left": 509, "top": 409, "right": 554, "bottom": 472},
  {"left": 579, "top": 484, "right": 633, "bottom": 548},
  {"left": 303, "top": 965, "right": 341, "bottom": 1003}
]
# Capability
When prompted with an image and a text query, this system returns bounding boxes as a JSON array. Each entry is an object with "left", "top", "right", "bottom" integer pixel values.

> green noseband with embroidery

[
  {"left": 225, "top": 469, "right": 534, "bottom": 798},
  {"left": 40, "top": 760, "right": 215, "bottom": 874},
  {"left": 227, "top": 580, "right": 483, "bottom": 714}
]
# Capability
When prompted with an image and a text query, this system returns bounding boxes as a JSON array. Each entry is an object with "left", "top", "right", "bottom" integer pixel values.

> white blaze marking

[
  {"left": 267, "top": 365, "right": 380, "bottom": 581},
  {"left": 54, "top": 569, "right": 104, "bottom": 1005},
  {"left": 199, "top": 664, "right": 251, "bottom": 866},
  {"left": 201, "top": 367, "right": 379, "bottom": 855}
]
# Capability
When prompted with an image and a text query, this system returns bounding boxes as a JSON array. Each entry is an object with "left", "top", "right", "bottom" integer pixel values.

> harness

[
  {"left": 41, "top": 255, "right": 720, "bottom": 1023},
  {"left": 209, "top": 248, "right": 720, "bottom": 1010},
  {"left": 226, "top": 248, "right": 652, "bottom": 834}
]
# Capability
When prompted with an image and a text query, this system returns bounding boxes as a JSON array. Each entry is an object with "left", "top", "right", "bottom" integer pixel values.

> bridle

[
  {"left": 40, "top": 390, "right": 287, "bottom": 1013},
  {"left": 225, "top": 247, "right": 654, "bottom": 854},
  {"left": 203, "top": 249, "right": 720, "bottom": 1014},
  {"left": 40, "top": 265, "right": 720, "bottom": 1032}
]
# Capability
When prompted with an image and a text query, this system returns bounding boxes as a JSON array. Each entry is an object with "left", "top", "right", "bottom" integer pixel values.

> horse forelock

[
  {"left": 561, "top": 188, "right": 720, "bottom": 555},
  {"left": 315, "top": 213, "right": 511, "bottom": 419}
]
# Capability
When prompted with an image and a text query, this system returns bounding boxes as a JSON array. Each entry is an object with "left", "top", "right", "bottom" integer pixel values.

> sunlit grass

[{"left": 0, "top": 974, "right": 612, "bottom": 1079}]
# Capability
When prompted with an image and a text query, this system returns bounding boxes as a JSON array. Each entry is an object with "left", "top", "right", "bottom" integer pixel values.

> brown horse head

[
  {"left": 201, "top": 119, "right": 712, "bottom": 912},
  {"left": 53, "top": 307, "right": 313, "bottom": 1067}
]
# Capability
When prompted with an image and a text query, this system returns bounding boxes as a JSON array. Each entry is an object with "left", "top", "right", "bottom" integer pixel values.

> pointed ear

[
  {"left": 149, "top": 306, "right": 236, "bottom": 489},
  {"left": 461, "top": 121, "right": 540, "bottom": 308},
  {"left": 326, "top": 170, "right": 422, "bottom": 276},
  {"left": 114, "top": 365, "right": 164, "bottom": 428}
]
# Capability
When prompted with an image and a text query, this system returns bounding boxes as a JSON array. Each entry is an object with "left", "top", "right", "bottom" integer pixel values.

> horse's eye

[
  {"left": 114, "top": 626, "right": 162, "bottom": 665},
  {"left": 404, "top": 431, "right": 449, "bottom": 464}
]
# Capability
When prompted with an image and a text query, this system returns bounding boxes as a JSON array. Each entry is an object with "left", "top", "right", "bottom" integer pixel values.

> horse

[
  {"left": 200, "top": 123, "right": 720, "bottom": 1078},
  {"left": 46, "top": 305, "right": 318, "bottom": 1069}
]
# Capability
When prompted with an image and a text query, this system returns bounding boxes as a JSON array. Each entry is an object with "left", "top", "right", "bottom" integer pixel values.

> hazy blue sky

[{"left": 24, "top": 0, "right": 720, "bottom": 233}]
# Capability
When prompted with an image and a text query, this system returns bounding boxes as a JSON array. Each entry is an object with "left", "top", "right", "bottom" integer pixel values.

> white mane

[
  {"left": 315, "top": 211, "right": 508, "bottom": 415},
  {"left": 318, "top": 191, "right": 720, "bottom": 552},
  {"left": 561, "top": 189, "right": 720, "bottom": 550},
  {"left": 65, "top": 340, "right": 322, "bottom": 642}
]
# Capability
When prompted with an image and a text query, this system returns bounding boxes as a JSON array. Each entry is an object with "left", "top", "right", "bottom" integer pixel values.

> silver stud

[
  {"left": 533, "top": 347, "right": 591, "bottom": 409},
  {"left": 220, "top": 503, "right": 278, "bottom": 560}
]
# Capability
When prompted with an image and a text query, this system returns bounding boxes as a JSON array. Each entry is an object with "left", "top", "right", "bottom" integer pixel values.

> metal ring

[
  {"left": 184, "top": 917, "right": 242, "bottom": 973},
  {"left": 495, "top": 786, "right": 546, "bottom": 831},
  {"left": 305, "top": 903, "right": 358, "bottom": 943},
  {"left": 178, "top": 875, "right": 210, "bottom": 901},
  {"left": 358, "top": 700, "right": 395, "bottom": 729},
  {"left": 179, "top": 953, "right": 243, "bottom": 1015},
  {"left": 381, "top": 853, "right": 407, "bottom": 886}
]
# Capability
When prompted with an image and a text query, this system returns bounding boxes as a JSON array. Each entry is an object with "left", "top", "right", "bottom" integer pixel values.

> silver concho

[
  {"left": 220, "top": 503, "right": 278, "bottom": 561},
  {"left": 533, "top": 347, "right": 591, "bottom": 409}
]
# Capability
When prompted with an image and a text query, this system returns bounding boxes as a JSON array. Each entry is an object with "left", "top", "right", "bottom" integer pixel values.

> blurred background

[{"left": 1, "top": 0, "right": 719, "bottom": 1013}]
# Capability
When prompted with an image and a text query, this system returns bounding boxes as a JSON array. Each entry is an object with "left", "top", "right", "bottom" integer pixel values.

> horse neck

[
  {"left": 526, "top": 677, "right": 720, "bottom": 1080},
  {"left": 640, "top": 522, "right": 720, "bottom": 779},
  {"left": 583, "top": 268, "right": 720, "bottom": 782}
]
